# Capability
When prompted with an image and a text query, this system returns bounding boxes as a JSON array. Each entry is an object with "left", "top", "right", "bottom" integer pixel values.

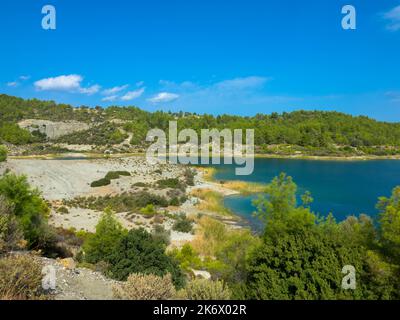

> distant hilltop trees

[{"left": 1, "top": 94, "right": 400, "bottom": 153}]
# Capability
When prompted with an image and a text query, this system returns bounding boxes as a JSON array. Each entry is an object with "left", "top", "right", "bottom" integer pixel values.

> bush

[
  {"left": 66, "top": 192, "right": 170, "bottom": 213},
  {"left": 56, "top": 206, "right": 69, "bottom": 214},
  {"left": 0, "top": 254, "right": 45, "bottom": 300},
  {"left": 172, "top": 213, "right": 193, "bottom": 233},
  {"left": 0, "top": 196, "right": 24, "bottom": 253},
  {"left": 105, "top": 171, "right": 130, "bottom": 180},
  {"left": 113, "top": 273, "right": 176, "bottom": 300},
  {"left": 152, "top": 224, "right": 170, "bottom": 245},
  {"left": 90, "top": 178, "right": 111, "bottom": 188},
  {"left": 140, "top": 204, "right": 157, "bottom": 216},
  {"left": 0, "top": 145, "right": 7, "bottom": 162},
  {"left": 83, "top": 210, "right": 125, "bottom": 264},
  {"left": 157, "top": 178, "right": 185, "bottom": 190},
  {"left": 107, "top": 228, "right": 185, "bottom": 288},
  {"left": 0, "top": 123, "right": 35, "bottom": 145},
  {"left": 178, "top": 279, "right": 231, "bottom": 300},
  {"left": 0, "top": 173, "right": 50, "bottom": 249}
]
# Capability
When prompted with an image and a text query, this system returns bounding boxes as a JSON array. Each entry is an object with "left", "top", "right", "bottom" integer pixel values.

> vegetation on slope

[{"left": 1, "top": 94, "right": 400, "bottom": 156}]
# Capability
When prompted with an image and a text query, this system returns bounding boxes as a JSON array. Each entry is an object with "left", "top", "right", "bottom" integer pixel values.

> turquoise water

[{"left": 212, "top": 158, "right": 400, "bottom": 231}]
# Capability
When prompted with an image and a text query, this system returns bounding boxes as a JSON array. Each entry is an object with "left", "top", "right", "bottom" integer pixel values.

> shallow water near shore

[{"left": 212, "top": 158, "right": 400, "bottom": 231}]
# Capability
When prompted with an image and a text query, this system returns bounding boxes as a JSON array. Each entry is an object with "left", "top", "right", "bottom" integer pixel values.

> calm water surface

[{"left": 212, "top": 158, "right": 400, "bottom": 231}]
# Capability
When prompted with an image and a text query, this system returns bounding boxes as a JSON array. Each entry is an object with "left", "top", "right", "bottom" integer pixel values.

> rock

[
  {"left": 59, "top": 258, "right": 76, "bottom": 270},
  {"left": 18, "top": 119, "right": 90, "bottom": 140},
  {"left": 191, "top": 269, "right": 211, "bottom": 280}
]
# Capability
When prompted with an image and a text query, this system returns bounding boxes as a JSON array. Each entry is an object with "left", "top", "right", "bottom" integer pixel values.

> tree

[
  {"left": 0, "top": 173, "right": 50, "bottom": 248},
  {"left": 0, "top": 145, "right": 7, "bottom": 162},
  {"left": 377, "top": 187, "right": 400, "bottom": 263},
  {"left": 0, "top": 196, "right": 23, "bottom": 253},
  {"left": 83, "top": 209, "right": 126, "bottom": 264},
  {"left": 243, "top": 173, "right": 400, "bottom": 300}
]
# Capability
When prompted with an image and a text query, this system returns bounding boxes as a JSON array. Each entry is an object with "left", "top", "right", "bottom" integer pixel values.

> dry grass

[
  {"left": 220, "top": 180, "right": 266, "bottom": 195},
  {"left": 190, "top": 216, "right": 228, "bottom": 256},
  {"left": 196, "top": 167, "right": 216, "bottom": 182},
  {"left": 0, "top": 254, "right": 46, "bottom": 300},
  {"left": 113, "top": 273, "right": 176, "bottom": 300},
  {"left": 190, "top": 189, "right": 231, "bottom": 216}
]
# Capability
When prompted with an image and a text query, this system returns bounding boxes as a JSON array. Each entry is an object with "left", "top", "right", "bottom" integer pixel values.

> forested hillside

[{"left": 1, "top": 94, "right": 400, "bottom": 155}]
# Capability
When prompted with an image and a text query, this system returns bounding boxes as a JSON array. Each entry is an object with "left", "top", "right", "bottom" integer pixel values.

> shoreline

[{"left": 8, "top": 151, "right": 400, "bottom": 161}]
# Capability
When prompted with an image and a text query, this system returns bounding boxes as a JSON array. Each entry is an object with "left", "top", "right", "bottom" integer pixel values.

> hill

[{"left": 1, "top": 94, "right": 400, "bottom": 156}]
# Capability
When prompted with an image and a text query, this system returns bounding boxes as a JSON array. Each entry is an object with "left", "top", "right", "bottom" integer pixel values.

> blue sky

[{"left": 1, "top": 0, "right": 400, "bottom": 121}]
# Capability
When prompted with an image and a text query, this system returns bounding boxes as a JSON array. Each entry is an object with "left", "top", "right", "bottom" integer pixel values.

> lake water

[{"left": 212, "top": 158, "right": 400, "bottom": 231}]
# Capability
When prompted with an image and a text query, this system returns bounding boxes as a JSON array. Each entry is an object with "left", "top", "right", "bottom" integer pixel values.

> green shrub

[
  {"left": 113, "top": 273, "right": 176, "bottom": 300},
  {"left": 107, "top": 228, "right": 185, "bottom": 288},
  {"left": 83, "top": 210, "right": 125, "bottom": 264},
  {"left": 157, "top": 178, "right": 185, "bottom": 190},
  {"left": 140, "top": 204, "right": 156, "bottom": 216},
  {"left": 90, "top": 178, "right": 111, "bottom": 188},
  {"left": 0, "top": 254, "right": 46, "bottom": 300},
  {"left": 0, "top": 173, "right": 50, "bottom": 249},
  {"left": 105, "top": 171, "right": 131, "bottom": 180},
  {"left": 0, "top": 196, "right": 24, "bottom": 253},
  {"left": 0, "top": 145, "right": 7, "bottom": 162},
  {"left": 178, "top": 279, "right": 231, "bottom": 300},
  {"left": 0, "top": 123, "right": 36, "bottom": 145},
  {"left": 133, "top": 182, "right": 148, "bottom": 187},
  {"left": 172, "top": 213, "right": 193, "bottom": 233},
  {"left": 56, "top": 206, "right": 69, "bottom": 214}
]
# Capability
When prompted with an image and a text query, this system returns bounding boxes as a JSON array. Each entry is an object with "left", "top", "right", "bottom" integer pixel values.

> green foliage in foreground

[
  {"left": 241, "top": 173, "right": 400, "bottom": 300},
  {"left": 0, "top": 145, "right": 7, "bottom": 162},
  {"left": 83, "top": 211, "right": 185, "bottom": 288},
  {"left": 83, "top": 209, "right": 126, "bottom": 264},
  {"left": 107, "top": 228, "right": 185, "bottom": 288},
  {"left": 0, "top": 173, "right": 51, "bottom": 249}
]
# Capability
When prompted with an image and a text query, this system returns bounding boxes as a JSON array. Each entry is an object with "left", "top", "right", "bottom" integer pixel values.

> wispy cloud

[
  {"left": 385, "top": 91, "right": 400, "bottom": 102},
  {"left": 34, "top": 74, "right": 100, "bottom": 95},
  {"left": 102, "top": 84, "right": 129, "bottom": 96},
  {"left": 6, "top": 75, "right": 31, "bottom": 88},
  {"left": 383, "top": 5, "right": 400, "bottom": 31},
  {"left": 79, "top": 84, "right": 101, "bottom": 95},
  {"left": 148, "top": 92, "right": 180, "bottom": 103},
  {"left": 102, "top": 95, "right": 119, "bottom": 102},
  {"left": 215, "top": 76, "right": 271, "bottom": 90},
  {"left": 121, "top": 88, "right": 145, "bottom": 101},
  {"left": 6, "top": 81, "right": 18, "bottom": 87}
]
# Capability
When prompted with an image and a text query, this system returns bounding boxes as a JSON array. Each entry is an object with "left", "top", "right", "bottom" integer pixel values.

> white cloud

[
  {"left": 35, "top": 74, "right": 82, "bottom": 91},
  {"left": 19, "top": 75, "right": 30, "bottom": 81},
  {"left": 102, "top": 84, "right": 129, "bottom": 96},
  {"left": 34, "top": 74, "right": 100, "bottom": 95},
  {"left": 383, "top": 5, "right": 400, "bottom": 31},
  {"left": 102, "top": 95, "right": 119, "bottom": 102},
  {"left": 136, "top": 81, "right": 144, "bottom": 87},
  {"left": 148, "top": 92, "right": 180, "bottom": 103},
  {"left": 7, "top": 81, "right": 18, "bottom": 87},
  {"left": 121, "top": 88, "right": 145, "bottom": 101}
]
